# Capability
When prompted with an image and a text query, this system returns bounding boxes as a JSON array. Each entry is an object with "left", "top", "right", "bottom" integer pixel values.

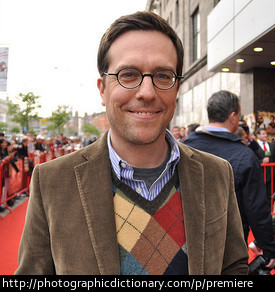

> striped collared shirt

[{"left": 107, "top": 129, "right": 180, "bottom": 201}]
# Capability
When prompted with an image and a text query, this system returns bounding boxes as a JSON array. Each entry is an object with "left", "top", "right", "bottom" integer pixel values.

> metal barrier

[
  {"left": 0, "top": 147, "right": 76, "bottom": 219},
  {"left": 261, "top": 162, "right": 275, "bottom": 216},
  {"left": 0, "top": 158, "right": 30, "bottom": 219}
]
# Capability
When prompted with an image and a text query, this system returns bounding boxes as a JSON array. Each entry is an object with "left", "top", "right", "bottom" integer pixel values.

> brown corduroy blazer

[{"left": 15, "top": 132, "right": 248, "bottom": 275}]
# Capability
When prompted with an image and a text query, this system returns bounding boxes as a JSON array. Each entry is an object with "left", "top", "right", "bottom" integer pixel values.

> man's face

[
  {"left": 171, "top": 127, "right": 181, "bottom": 139},
  {"left": 257, "top": 129, "right": 267, "bottom": 142},
  {"left": 97, "top": 30, "right": 178, "bottom": 147},
  {"left": 257, "top": 116, "right": 263, "bottom": 124}
]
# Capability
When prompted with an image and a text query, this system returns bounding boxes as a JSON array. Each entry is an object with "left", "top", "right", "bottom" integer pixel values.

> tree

[
  {"left": 83, "top": 123, "right": 101, "bottom": 136},
  {"left": 8, "top": 92, "right": 41, "bottom": 133},
  {"left": 0, "top": 122, "right": 7, "bottom": 133},
  {"left": 11, "top": 125, "right": 21, "bottom": 134},
  {"left": 48, "top": 105, "right": 70, "bottom": 134}
]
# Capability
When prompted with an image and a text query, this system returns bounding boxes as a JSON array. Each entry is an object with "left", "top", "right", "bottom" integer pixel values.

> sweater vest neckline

[{"left": 112, "top": 170, "right": 188, "bottom": 275}]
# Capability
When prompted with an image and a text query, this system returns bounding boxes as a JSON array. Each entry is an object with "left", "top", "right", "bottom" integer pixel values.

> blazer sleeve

[
  {"left": 221, "top": 163, "right": 249, "bottom": 275},
  {"left": 15, "top": 164, "right": 55, "bottom": 275}
]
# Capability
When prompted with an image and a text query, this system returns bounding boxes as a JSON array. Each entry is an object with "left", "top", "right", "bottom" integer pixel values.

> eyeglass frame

[{"left": 103, "top": 68, "right": 184, "bottom": 90}]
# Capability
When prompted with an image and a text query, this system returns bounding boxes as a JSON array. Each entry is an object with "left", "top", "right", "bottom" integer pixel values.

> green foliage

[
  {"left": 8, "top": 92, "right": 41, "bottom": 132},
  {"left": 82, "top": 123, "right": 101, "bottom": 136},
  {"left": 0, "top": 122, "right": 7, "bottom": 132},
  {"left": 10, "top": 125, "right": 21, "bottom": 134},
  {"left": 48, "top": 105, "right": 70, "bottom": 133}
]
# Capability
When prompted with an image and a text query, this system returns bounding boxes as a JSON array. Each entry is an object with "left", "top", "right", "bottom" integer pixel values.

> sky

[{"left": 0, "top": 0, "right": 148, "bottom": 117}]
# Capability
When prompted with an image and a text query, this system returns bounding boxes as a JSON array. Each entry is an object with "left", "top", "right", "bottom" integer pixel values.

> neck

[
  {"left": 110, "top": 132, "right": 168, "bottom": 168},
  {"left": 208, "top": 122, "right": 233, "bottom": 133}
]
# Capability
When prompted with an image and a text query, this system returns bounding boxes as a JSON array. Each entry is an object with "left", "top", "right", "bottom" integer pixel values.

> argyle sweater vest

[{"left": 112, "top": 170, "right": 188, "bottom": 275}]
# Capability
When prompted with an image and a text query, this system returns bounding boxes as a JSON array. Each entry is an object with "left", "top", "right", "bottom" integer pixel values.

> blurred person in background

[{"left": 184, "top": 90, "right": 275, "bottom": 269}]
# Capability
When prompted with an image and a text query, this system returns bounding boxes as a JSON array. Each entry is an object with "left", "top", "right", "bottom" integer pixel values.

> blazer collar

[{"left": 74, "top": 132, "right": 120, "bottom": 274}]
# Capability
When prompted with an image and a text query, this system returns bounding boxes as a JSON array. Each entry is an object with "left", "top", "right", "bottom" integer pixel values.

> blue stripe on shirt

[{"left": 107, "top": 129, "right": 180, "bottom": 201}]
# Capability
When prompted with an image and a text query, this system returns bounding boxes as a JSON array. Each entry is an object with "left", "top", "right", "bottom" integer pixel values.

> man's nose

[{"left": 135, "top": 75, "right": 157, "bottom": 100}]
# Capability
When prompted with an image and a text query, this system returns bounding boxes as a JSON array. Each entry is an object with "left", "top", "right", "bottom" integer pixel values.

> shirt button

[
  {"left": 120, "top": 162, "right": 127, "bottom": 168},
  {"left": 136, "top": 187, "right": 142, "bottom": 194}
]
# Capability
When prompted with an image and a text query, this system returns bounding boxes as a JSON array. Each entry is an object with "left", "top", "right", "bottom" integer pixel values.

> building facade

[
  {"left": 146, "top": 0, "right": 275, "bottom": 136},
  {"left": 90, "top": 112, "right": 110, "bottom": 134},
  {"left": 208, "top": 0, "right": 275, "bottom": 138}
]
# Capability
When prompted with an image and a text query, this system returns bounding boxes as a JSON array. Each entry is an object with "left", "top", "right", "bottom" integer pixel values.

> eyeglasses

[{"left": 103, "top": 68, "right": 184, "bottom": 90}]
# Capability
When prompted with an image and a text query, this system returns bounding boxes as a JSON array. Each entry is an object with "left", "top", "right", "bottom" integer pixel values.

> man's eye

[
  {"left": 122, "top": 72, "right": 134, "bottom": 78},
  {"left": 157, "top": 73, "right": 170, "bottom": 79},
  {"left": 119, "top": 70, "right": 139, "bottom": 79}
]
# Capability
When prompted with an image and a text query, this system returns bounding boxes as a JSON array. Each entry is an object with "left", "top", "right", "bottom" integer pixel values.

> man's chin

[{"left": 126, "top": 131, "right": 164, "bottom": 146}]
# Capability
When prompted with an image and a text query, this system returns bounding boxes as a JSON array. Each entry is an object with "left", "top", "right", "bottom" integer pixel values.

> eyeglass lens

[{"left": 118, "top": 68, "right": 176, "bottom": 89}]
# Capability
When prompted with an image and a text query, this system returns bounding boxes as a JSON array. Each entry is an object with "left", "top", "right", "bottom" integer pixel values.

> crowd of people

[
  {"left": 0, "top": 132, "right": 98, "bottom": 162},
  {"left": 0, "top": 131, "right": 98, "bottom": 212}
]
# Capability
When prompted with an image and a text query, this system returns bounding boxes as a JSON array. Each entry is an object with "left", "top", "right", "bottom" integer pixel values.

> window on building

[
  {"left": 192, "top": 8, "right": 201, "bottom": 62},
  {"left": 175, "top": 0, "right": 179, "bottom": 27}
]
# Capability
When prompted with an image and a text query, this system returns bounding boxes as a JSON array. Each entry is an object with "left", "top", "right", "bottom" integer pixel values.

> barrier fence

[
  {"left": 0, "top": 148, "right": 75, "bottom": 220},
  {"left": 261, "top": 162, "right": 275, "bottom": 216}
]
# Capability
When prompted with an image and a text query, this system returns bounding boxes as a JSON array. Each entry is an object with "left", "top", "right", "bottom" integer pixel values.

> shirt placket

[{"left": 120, "top": 161, "right": 149, "bottom": 199}]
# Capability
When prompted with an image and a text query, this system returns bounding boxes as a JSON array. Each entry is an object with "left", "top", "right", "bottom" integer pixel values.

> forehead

[{"left": 107, "top": 30, "right": 178, "bottom": 71}]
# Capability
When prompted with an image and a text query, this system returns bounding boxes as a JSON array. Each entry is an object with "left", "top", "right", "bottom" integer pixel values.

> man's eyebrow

[
  {"left": 113, "top": 64, "right": 138, "bottom": 72},
  {"left": 113, "top": 64, "right": 177, "bottom": 73}
]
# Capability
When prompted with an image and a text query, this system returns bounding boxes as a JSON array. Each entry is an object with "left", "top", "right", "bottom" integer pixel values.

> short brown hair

[
  {"left": 255, "top": 127, "right": 266, "bottom": 136},
  {"left": 97, "top": 11, "right": 184, "bottom": 78}
]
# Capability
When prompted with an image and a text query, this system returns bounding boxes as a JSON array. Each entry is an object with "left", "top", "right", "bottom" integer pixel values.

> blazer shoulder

[
  {"left": 38, "top": 134, "right": 109, "bottom": 171},
  {"left": 38, "top": 147, "right": 87, "bottom": 171},
  {"left": 178, "top": 142, "right": 230, "bottom": 168}
]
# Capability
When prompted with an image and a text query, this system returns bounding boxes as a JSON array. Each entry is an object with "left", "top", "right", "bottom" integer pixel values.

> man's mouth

[
  {"left": 137, "top": 112, "right": 155, "bottom": 116},
  {"left": 128, "top": 110, "right": 160, "bottom": 116}
]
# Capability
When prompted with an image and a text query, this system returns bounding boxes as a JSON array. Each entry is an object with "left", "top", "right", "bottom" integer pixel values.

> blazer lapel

[
  {"left": 177, "top": 144, "right": 206, "bottom": 275},
  {"left": 74, "top": 134, "right": 120, "bottom": 275}
]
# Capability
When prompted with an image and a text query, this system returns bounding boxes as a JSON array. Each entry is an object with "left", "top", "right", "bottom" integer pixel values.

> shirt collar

[
  {"left": 107, "top": 129, "right": 180, "bottom": 180},
  {"left": 204, "top": 125, "right": 231, "bottom": 133}
]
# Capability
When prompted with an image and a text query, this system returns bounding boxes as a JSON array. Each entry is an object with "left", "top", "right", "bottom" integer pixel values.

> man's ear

[
  {"left": 97, "top": 77, "right": 106, "bottom": 106},
  {"left": 228, "top": 111, "right": 235, "bottom": 123},
  {"left": 229, "top": 111, "right": 239, "bottom": 127}
]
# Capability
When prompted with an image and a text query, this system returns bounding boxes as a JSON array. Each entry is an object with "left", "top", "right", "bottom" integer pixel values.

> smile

[
  {"left": 128, "top": 111, "right": 161, "bottom": 119},
  {"left": 137, "top": 112, "right": 155, "bottom": 116},
  {"left": 128, "top": 110, "right": 160, "bottom": 115}
]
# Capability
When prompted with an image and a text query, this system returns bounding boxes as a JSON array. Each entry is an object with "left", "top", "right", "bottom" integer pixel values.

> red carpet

[{"left": 0, "top": 199, "right": 28, "bottom": 275}]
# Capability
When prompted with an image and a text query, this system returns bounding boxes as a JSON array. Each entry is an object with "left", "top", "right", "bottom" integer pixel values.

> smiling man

[{"left": 16, "top": 11, "right": 248, "bottom": 275}]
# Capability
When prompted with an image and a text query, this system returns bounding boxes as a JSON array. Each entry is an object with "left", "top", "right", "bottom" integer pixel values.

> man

[
  {"left": 255, "top": 128, "right": 272, "bottom": 163},
  {"left": 16, "top": 12, "right": 248, "bottom": 275},
  {"left": 171, "top": 126, "right": 181, "bottom": 141},
  {"left": 34, "top": 135, "right": 47, "bottom": 152},
  {"left": 16, "top": 137, "right": 29, "bottom": 159},
  {"left": 180, "top": 126, "right": 186, "bottom": 140},
  {"left": 184, "top": 90, "right": 275, "bottom": 269},
  {"left": 255, "top": 128, "right": 274, "bottom": 203},
  {"left": 267, "top": 115, "right": 275, "bottom": 134}
]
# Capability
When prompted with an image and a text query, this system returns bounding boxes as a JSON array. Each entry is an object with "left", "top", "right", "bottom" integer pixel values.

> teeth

[{"left": 138, "top": 112, "right": 153, "bottom": 116}]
